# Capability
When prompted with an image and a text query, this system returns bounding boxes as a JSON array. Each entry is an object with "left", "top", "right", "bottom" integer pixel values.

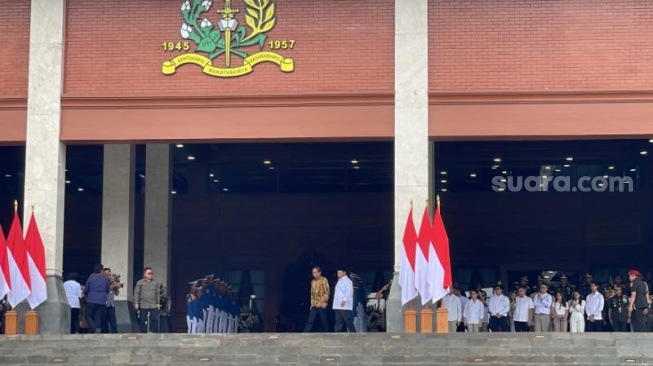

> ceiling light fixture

[
  {"left": 544, "top": 166, "right": 551, "bottom": 170},
  {"left": 263, "top": 160, "right": 272, "bottom": 165},
  {"left": 171, "top": 190, "right": 177, "bottom": 194},
  {"left": 501, "top": 171, "right": 507, "bottom": 175},
  {"left": 608, "top": 165, "right": 615, "bottom": 170},
  {"left": 440, "top": 179, "right": 447, "bottom": 183},
  {"left": 564, "top": 164, "right": 570, "bottom": 168},
  {"left": 566, "top": 157, "right": 573, "bottom": 162},
  {"left": 493, "top": 158, "right": 501, "bottom": 163},
  {"left": 440, "top": 171, "right": 447, "bottom": 175},
  {"left": 441, "top": 188, "right": 448, "bottom": 192},
  {"left": 176, "top": 144, "right": 184, "bottom": 148},
  {"left": 4, "top": 174, "right": 11, "bottom": 178},
  {"left": 209, "top": 173, "right": 214, "bottom": 178},
  {"left": 351, "top": 160, "right": 358, "bottom": 164},
  {"left": 470, "top": 173, "right": 477, "bottom": 178},
  {"left": 640, "top": 150, "right": 648, "bottom": 156},
  {"left": 212, "top": 179, "right": 219, "bottom": 183},
  {"left": 554, "top": 169, "right": 561, "bottom": 172},
  {"left": 187, "top": 155, "right": 195, "bottom": 161},
  {"left": 65, "top": 180, "right": 71, "bottom": 184},
  {"left": 630, "top": 168, "right": 637, "bottom": 172},
  {"left": 223, "top": 188, "right": 229, "bottom": 192},
  {"left": 77, "top": 188, "right": 84, "bottom": 192},
  {"left": 352, "top": 166, "right": 359, "bottom": 170}
]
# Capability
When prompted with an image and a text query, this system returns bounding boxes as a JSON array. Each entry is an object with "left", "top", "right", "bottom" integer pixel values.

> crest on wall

[{"left": 162, "top": 0, "right": 295, "bottom": 78}]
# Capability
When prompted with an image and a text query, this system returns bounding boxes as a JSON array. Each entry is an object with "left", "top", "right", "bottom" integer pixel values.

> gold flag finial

[
  {"left": 425, "top": 198, "right": 429, "bottom": 207},
  {"left": 14, "top": 200, "right": 18, "bottom": 213},
  {"left": 31, "top": 204, "right": 35, "bottom": 213},
  {"left": 410, "top": 200, "right": 413, "bottom": 208},
  {"left": 436, "top": 195, "right": 441, "bottom": 207}
]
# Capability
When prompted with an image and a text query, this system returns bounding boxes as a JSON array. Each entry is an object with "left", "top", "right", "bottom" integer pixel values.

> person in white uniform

[
  {"left": 568, "top": 290, "right": 586, "bottom": 332},
  {"left": 513, "top": 286, "right": 534, "bottom": 332},
  {"left": 332, "top": 267, "right": 356, "bottom": 332},
  {"left": 442, "top": 287, "right": 462, "bottom": 333},
  {"left": 463, "top": 290, "right": 484, "bottom": 333}
]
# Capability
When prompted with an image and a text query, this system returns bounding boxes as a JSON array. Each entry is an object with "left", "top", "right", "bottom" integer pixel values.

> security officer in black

[
  {"left": 608, "top": 286, "right": 629, "bottom": 332},
  {"left": 579, "top": 273, "right": 593, "bottom": 298},
  {"left": 554, "top": 275, "right": 574, "bottom": 301},
  {"left": 602, "top": 286, "right": 614, "bottom": 332}
]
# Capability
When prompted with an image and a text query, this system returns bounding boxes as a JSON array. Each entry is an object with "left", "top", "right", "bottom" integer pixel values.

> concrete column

[
  {"left": 22, "top": 0, "right": 68, "bottom": 334},
  {"left": 144, "top": 144, "right": 172, "bottom": 289},
  {"left": 101, "top": 144, "right": 135, "bottom": 332},
  {"left": 386, "top": 0, "right": 431, "bottom": 332}
]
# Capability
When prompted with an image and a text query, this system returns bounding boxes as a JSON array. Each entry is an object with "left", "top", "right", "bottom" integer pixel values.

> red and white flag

[
  {"left": 399, "top": 207, "right": 418, "bottom": 305},
  {"left": 25, "top": 212, "right": 47, "bottom": 309},
  {"left": 6, "top": 211, "right": 31, "bottom": 307},
  {"left": 0, "top": 225, "right": 11, "bottom": 300},
  {"left": 427, "top": 203, "right": 452, "bottom": 304},
  {"left": 414, "top": 206, "right": 432, "bottom": 305}
]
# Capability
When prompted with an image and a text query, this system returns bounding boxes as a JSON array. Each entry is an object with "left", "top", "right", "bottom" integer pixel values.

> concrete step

[{"left": 0, "top": 333, "right": 650, "bottom": 365}]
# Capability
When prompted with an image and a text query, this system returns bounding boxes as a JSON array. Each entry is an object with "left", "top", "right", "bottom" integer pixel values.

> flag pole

[{"left": 4, "top": 200, "right": 20, "bottom": 335}]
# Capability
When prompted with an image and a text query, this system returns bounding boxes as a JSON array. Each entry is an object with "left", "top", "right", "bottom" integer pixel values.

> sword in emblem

[{"left": 218, "top": 0, "right": 239, "bottom": 67}]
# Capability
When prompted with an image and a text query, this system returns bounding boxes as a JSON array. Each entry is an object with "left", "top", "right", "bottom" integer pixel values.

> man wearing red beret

[{"left": 628, "top": 269, "right": 650, "bottom": 332}]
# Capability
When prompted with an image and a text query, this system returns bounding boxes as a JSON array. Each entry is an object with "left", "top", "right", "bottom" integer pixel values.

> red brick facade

[
  {"left": 0, "top": 0, "right": 30, "bottom": 98},
  {"left": 62, "top": 0, "right": 394, "bottom": 96},
  {"left": 430, "top": 0, "right": 653, "bottom": 91}
]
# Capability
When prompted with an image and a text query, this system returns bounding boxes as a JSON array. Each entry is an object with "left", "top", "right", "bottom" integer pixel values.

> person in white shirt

[
  {"left": 568, "top": 290, "right": 586, "bottom": 332},
  {"left": 533, "top": 283, "right": 553, "bottom": 332},
  {"left": 332, "top": 267, "right": 356, "bottom": 332},
  {"left": 488, "top": 284, "right": 510, "bottom": 332},
  {"left": 442, "top": 288, "right": 462, "bottom": 333},
  {"left": 513, "top": 287, "right": 534, "bottom": 332},
  {"left": 585, "top": 282, "right": 604, "bottom": 332},
  {"left": 463, "top": 290, "right": 484, "bottom": 333},
  {"left": 551, "top": 292, "right": 568, "bottom": 332},
  {"left": 63, "top": 272, "right": 83, "bottom": 334}
]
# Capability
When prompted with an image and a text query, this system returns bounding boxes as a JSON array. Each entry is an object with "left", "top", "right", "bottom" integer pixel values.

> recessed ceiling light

[
  {"left": 171, "top": 190, "right": 177, "bottom": 194},
  {"left": 187, "top": 155, "right": 195, "bottom": 161},
  {"left": 351, "top": 160, "right": 358, "bottom": 164},
  {"left": 544, "top": 166, "right": 551, "bottom": 170},
  {"left": 542, "top": 175, "right": 548, "bottom": 179},
  {"left": 270, "top": 166, "right": 276, "bottom": 170},
  {"left": 176, "top": 144, "right": 184, "bottom": 148},
  {"left": 352, "top": 166, "right": 359, "bottom": 170},
  {"left": 608, "top": 165, "right": 615, "bottom": 170},
  {"left": 640, "top": 150, "right": 648, "bottom": 156},
  {"left": 212, "top": 179, "right": 219, "bottom": 183},
  {"left": 77, "top": 188, "right": 84, "bottom": 192},
  {"left": 440, "top": 179, "right": 447, "bottom": 183},
  {"left": 649, "top": 139, "right": 653, "bottom": 143},
  {"left": 501, "top": 171, "right": 507, "bottom": 175},
  {"left": 566, "top": 157, "right": 573, "bottom": 162},
  {"left": 603, "top": 175, "right": 609, "bottom": 179},
  {"left": 493, "top": 158, "right": 501, "bottom": 163},
  {"left": 497, "top": 187, "right": 505, "bottom": 192},
  {"left": 441, "top": 188, "right": 447, "bottom": 192},
  {"left": 564, "top": 164, "right": 570, "bottom": 168},
  {"left": 554, "top": 169, "right": 561, "bottom": 172},
  {"left": 4, "top": 174, "right": 11, "bottom": 178},
  {"left": 139, "top": 174, "right": 145, "bottom": 178},
  {"left": 223, "top": 188, "right": 229, "bottom": 192},
  {"left": 263, "top": 160, "right": 272, "bottom": 165},
  {"left": 440, "top": 171, "right": 447, "bottom": 175},
  {"left": 65, "top": 180, "right": 71, "bottom": 184},
  {"left": 630, "top": 168, "right": 637, "bottom": 172},
  {"left": 499, "top": 178, "right": 506, "bottom": 183},
  {"left": 470, "top": 173, "right": 477, "bottom": 178},
  {"left": 491, "top": 165, "right": 500, "bottom": 170},
  {"left": 209, "top": 173, "right": 214, "bottom": 177}
]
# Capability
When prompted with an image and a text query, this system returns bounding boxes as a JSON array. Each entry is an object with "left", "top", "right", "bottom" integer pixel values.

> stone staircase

[{"left": 0, "top": 332, "right": 651, "bottom": 365}]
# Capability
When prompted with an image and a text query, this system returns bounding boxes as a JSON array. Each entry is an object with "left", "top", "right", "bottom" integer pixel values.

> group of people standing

[
  {"left": 185, "top": 275, "right": 240, "bottom": 334},
  {"left": 441, "top": 269, "right": 653, "bottom": 333},
  {"left": 303, "top": 266, "right": 367, "bottom": 333},
  {"left": 63, "top": 264, "right": 164, "bottom": 334}
]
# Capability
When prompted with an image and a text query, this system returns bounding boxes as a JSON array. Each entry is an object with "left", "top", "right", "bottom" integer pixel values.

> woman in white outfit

[
  {"left": 463, "top": 290, "right": 485, "bottom": 333},
  {"left": 479, "top": 290, "right": 490, "bottom": 332},
  {"left": 551, "top": 292, "right": 569, "bottom": 332},
  {"left": 568, "top": 291, "right": 585, "bottom": 332}
]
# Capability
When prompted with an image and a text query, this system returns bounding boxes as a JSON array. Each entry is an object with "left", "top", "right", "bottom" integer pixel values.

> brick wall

[
  {"left": 430, "top": 0, "right": 653, "bottom": 91},
  {"left": 63, "top": 0, "right": 394, "bottom": 96},
  {"left": 0, "top": 0, "right": 30, "bottom": 98}
]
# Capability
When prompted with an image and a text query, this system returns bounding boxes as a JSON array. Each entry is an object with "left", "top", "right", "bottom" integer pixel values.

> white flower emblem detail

[
  {"left": 200, "top": 18, "right": 213, "bottom": 29},
  {"left": 180, "top": 23, "right": 193, "bottom": 39},
  {"left": 201, "top": 1, "right": 212, "bottom": 11},
  {"left": 181, "top": 1, "right": 191, "bottom": 12}
]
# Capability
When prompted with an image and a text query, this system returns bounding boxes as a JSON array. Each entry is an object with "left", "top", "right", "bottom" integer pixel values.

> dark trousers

[
  {"left": 585, "top": 320, "right": 603, "bottom": 332},
  {"left": 612, "top": 320, "right": 628, "bottom": 332},
  {"left": 102, "top": 306, "right": 118, "bottom": 333},
  {"left": 632, "top": 309, "right": 649, "bottom": 332},
  {"left": 70, "top": 308, "right": 80, "bottom": 334},
  {"left": 85, "top": 303, "right": 106, "bottom": 333},
  {"left": 514, "top": 321, "right": 529, "bottom": 332},
  {"left": 334, "top": 309, "right": 356, "bottom": 333},
  {"left": 304, "top": 307, "right": 329, "bottom": 332},
  {"left": 489, "top": 316, "right": 509, "bottom": 332},
  {"left": 139, "top": 308, "right": 159, "bottom": 333}
]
